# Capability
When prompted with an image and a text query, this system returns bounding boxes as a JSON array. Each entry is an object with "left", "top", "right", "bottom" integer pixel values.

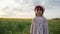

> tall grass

[{"left": 0, "top": 18, "right": 60, "bottom": 34}]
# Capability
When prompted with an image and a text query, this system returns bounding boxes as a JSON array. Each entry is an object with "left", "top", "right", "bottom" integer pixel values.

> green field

[{"left": 0, "top": 18, "right": 60, "bottom": 34}]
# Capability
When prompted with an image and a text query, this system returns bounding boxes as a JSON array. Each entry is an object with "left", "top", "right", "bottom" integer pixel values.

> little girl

[{"left": 30, "top": 5, "right": 49, "bottom": 34}]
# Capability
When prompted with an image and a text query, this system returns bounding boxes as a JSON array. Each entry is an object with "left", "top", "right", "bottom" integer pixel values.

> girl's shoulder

[
  {"left": 32, "top": 16, "right": 46, "bottom": 21},
  {"left": 32, "top": 16, "right": 47, "bottom": 21},
  {"left": 42, "top": 17, "right": 46, "bottom": 19},
  {"left": 34, "top": 16, "right": 46, "bottom": 19},
  {"left": 41, "top": 17, "right": 47, "bottom": 21}
]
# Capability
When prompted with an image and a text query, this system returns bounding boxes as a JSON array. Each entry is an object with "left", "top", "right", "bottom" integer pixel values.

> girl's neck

[
  {"left": 36, "top": 15, "right": 43, "bottom": 17},
  {"left": 35, "top": 14, "right": 43, "bottom": 17}
]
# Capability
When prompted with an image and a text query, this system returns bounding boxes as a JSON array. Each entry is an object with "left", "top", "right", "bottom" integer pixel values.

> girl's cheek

[{"left": 35, "top": 11, "right": 38, "bottom": 14}]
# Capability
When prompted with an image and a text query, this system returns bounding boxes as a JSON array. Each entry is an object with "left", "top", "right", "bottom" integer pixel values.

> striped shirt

[{"left": 30, "top": 16, "right": 49, "bottom": 34}]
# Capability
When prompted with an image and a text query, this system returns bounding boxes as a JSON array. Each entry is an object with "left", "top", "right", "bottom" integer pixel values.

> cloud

[
  {"left": 46, "top": 0, "right": 60, "bottom": 9},
  {"left": 0, "top": 12, "right": 5, "bottom": 16},
  {"left": 0, "top": 0, "right": 60, "bottom": 19}
]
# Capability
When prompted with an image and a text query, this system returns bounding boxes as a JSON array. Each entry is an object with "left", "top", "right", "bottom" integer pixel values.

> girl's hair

[{"left": 34, "top": 5, "right": 45, "bottom": 12}]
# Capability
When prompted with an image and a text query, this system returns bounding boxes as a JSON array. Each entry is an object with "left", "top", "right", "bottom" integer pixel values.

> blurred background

[
  {"left": 0, "top": 0, "right": 60, "bottom": 34},
  {"left": 0, "top": 0, "right": 60, "bottom": 19}
]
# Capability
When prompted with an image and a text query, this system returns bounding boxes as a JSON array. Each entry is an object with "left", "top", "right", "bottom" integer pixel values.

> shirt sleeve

[
  {"left": 43, "top": 18, "right": 49, "bottom": 34},
  {"left": 30, "top": 18, "right": 35, "bottom": 34}
]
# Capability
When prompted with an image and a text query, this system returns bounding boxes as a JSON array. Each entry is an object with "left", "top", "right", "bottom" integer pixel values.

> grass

[
  {"left": 48, "top": 20, "right": 60, "bottom": 34},
  {"left": 0, "top": 18, "right": 60, "bottom": 34}
]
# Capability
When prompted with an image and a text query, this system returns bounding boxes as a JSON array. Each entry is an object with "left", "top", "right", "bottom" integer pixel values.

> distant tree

[{"left": 52, "top": 18, "right": 60, "bottom": 20}]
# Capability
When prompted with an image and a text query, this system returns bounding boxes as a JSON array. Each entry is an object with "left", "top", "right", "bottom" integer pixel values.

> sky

[{"left": 0, "top": 0, "right": 60, "bottom": 19}]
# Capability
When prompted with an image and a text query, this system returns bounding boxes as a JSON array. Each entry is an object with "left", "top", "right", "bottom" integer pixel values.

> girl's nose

[{"left": 37, "top": 11, "right": 40, "bottom": 13}]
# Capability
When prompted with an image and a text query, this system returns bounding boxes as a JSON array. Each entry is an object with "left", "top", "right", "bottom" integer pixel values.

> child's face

[{"left": 34, "top": 9, "right": 43, "bottom": 16}]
